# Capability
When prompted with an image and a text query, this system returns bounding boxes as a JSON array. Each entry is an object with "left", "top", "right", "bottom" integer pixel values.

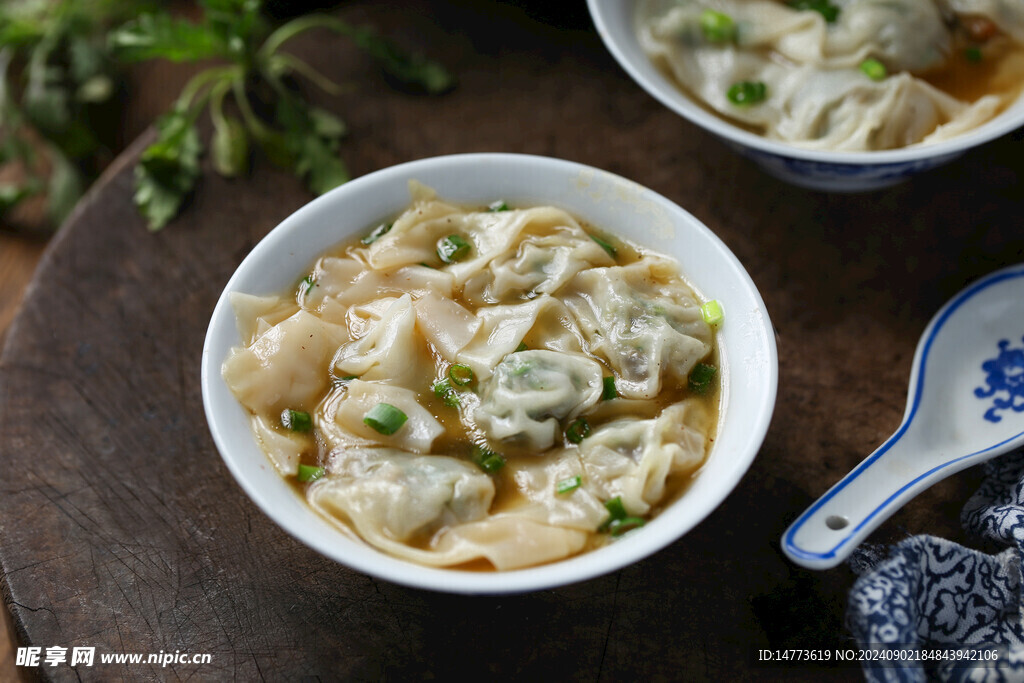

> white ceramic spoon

[{"left": 782, "top": 263, "right": 1024, "bottom": 570}]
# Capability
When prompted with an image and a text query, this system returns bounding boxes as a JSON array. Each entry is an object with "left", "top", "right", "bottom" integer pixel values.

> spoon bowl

[{"left": 783, "top": 264, "right": 1024, "bottom": 570}]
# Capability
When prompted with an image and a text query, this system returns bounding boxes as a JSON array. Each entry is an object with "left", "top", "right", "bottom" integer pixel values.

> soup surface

[
  {"left": 222, "top": 182, "right": 720, "bottom": 570},
  {"left": 636, "top": 0, "right": 1024, "bottom": 151}
]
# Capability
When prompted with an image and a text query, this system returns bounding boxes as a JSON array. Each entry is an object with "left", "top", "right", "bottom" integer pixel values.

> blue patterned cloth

[{"left": 847, "top": 451, "right": 1024, "bottom": 682}]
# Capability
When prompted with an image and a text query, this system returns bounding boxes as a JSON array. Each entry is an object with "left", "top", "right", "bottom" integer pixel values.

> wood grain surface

[{"left": 1, "top": 1, "right": 1022, "bottom": 680}]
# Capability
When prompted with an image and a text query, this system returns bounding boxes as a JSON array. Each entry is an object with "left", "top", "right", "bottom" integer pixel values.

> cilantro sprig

[
  {"left": 0, "top": 0, "right": 147, "bottom": 229},
  {"left": 109, "top": 1, "right": 454, "bottom": 231}
]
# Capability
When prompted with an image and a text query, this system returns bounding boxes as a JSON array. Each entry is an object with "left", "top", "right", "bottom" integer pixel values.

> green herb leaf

[
  {"left": 472, "top": 445, "right": 506, "bottom": 473},
  {"left": 601, "top": 376, "right": 618, "bottom": 401},
  {"left": 727, "top": 81, "right": 767, "bottom": 106},
  {"left": 448, "top": 364, "right": 474, "bottom": 386},
  {"left": 700, "top": 10, "right": 736, "bottom": 43},
  {"left": 590, "top": 233, "right": 618, "bottom": 259},
  {"left": 488, "top": 199, "right": 509, "bottom": 212},
  {"left": 788, "top": 0, "right": 840, "bottom": 23},
  {"left": 701, "top": 299, "right": 724, "bottom": 326},
  {"left": 108, "top": 13, "right": 228, "bottom": 63},
  {"left": 133, "top": 109, "right": 203, "bottom": 231},
  {"left": 566, "top": 418, "right": 591, "bottom": 444},
  {"left": 432, "top": 379, "right": 460, "bottom": 407},
  {"left": 361, "top": 222, "right": 392, "bottom": 245},
  {"left": 859, "top": 58, "right": 887, "bottom": 81},
  {"left": 437, "top": 234, "right": 470, "bottom": 263},
  {"left": 556, "top": 476, "right": 582, "bottom": 494},
  {"left": 296, "top": 464, "right": 325, "bottom": 482},
  {"left": 598, "top": 496, "right": 629, "bottom": 531},
  {"left": 276, "top": 94, "right": 349, "bottom": 196},
  {"left": 608, "top": 516, "right": 645, "bottom": 537},
  {"left": 281, "top": 408, "right": 312, "bottom": 432},
  {"left": 688, "top": 362, "right": 717, "bottom": 395},
  {"left": 363, "top": 402, "right": 407, "bottom": 435}
]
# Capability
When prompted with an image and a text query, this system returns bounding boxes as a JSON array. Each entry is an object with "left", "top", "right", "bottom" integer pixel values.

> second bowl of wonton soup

[
  {"left": 589, "top": 0, "right": 1024, "bottom": 192},
  {"left": 202, "top": 153, "right": 777, "bottom": 593}
]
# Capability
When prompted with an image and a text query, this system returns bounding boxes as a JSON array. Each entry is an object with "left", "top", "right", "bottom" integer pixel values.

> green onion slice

[
  {"left": 556, "top": 476, "right": 582, "bottom": 494},
  {"left": 609, "top": 516, "right": 646, "bottom": 537},
  {"left": 437, "top": 234, "right": 471, "bottom": 263},
  {"left": 590, "top": 233, "right": 618, "bottom": 259},
  {"left": 361, "top": 222, "right": 392, "bottom": 245},
  {"left": 859, "top": 58, "right": 887, "bottom": 81},
  {"left": 281, "top": 409, "right": 312, "bottom": 432},
  {"left": 700, "top": 9, "right": 736, "bottom": 43},
  {"left": 432, "top": 379, "right": 460, "bottom": 407},
  {"left": 599, "top": 496, "right": 629, "bottom": 531},
  {"left": 296, "top": 464, "right": 325, "bottom": 482},
  {"left": 448, "top": 364, "right": 475, "bottom": 386},
  {"left": 602, "top": 376, "right": 618, "bottom": 401},
  {"left": 515, "top": 341, "right": 528, "bottom": 352},
  {"left": 472, "top": 445, "right": 506, "bottom": 473},
  {"left": 363, "top": 403, "right": 408, "bottom": 435},
  {"left": 727, "top": 81, "right": 767, "bottom": 106},
  {"left": 701, "top": 299, "right": 724, "bottom": 326},
  {"left": 688, "top": 363, "right": 717, "bottom": 395},
  {"left": 965, "top": 46, "right": 983, "bottom": 63},
  {"left": 788, "top": 0, "right": 840, "bottom": 22},
  {"left": 566, "top": 417, "right": 591, "bottom": 444},
  {"left": 488, "top": 200, "right": 509, "bottom": 212},
  {"left": 299, "top": 275, "right": 315, "bottom": 295}
]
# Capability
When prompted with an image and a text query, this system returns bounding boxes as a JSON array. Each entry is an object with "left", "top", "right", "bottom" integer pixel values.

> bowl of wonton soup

[
  {"left": 202, "top": 153, "right": 777, "bottom": 593},
  {"left": 588, "top": 0, "right": 1024, "bottom": 192}
]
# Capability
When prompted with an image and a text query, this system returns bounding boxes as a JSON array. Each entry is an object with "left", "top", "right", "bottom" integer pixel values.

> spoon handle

[{"left": 780, "top": 429, "right": 970, "bottom": 570}]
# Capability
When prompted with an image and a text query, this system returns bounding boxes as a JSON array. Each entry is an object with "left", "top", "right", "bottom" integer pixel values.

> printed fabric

[{"left": 847, "top": 450, "right": 1024, "bottom": 682}]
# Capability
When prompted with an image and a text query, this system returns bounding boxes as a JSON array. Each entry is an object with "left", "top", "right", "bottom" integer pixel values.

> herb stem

[
  {"left": 231, "top": 75, "right": 273, "bottom": 140},
  {"left": 176, "top": 65, "right": 240, "bottom": 114},
  {"left": 267, "top": 52, "right": 342, "bottom": 95}
]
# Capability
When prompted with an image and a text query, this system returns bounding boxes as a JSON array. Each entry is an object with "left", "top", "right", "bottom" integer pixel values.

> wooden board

[{"left": 2, "top": 1, "right": 1022, "bottom": 679}]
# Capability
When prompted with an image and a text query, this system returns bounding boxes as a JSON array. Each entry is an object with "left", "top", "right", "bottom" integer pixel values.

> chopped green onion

[
  {"left": 700, "top": 9, "right": 736, "bottom": 43},
  {"left": 965, "top": 46, "right": 983, "bottom": 63},
  {"left": 859, "top": 58, "right": 887, "bottom": 81},
  {"left": 361, "top": 223, "right": 392, "bottom": 245},
  {"left": 599, "top": 496, "right": 629, "bottom": 531},
  {"left": 448, "top": 364, "right": 475, "bottom": 386},
  {"left": 556, "top": 476, "right": 582, "bottom": 494},
  {"left": 727, "top": 81, "right": 767, "bottom": 106},
  {"left": 608, "top": 516, "right": 646, "bottom": 537},
  {"left": 299, "top": 275, "right": 315, "bottom": 295},
  {"left": 688, "top": 363, "right": 717, "bottom": 395},
  {"left": 788, "top": 0, "right": 840, "bottom": 23},
  {"left": 566, "top": 418, "right": 591, "bottom": 444},
  {"left": 515, "top": 341, "right": 528, "bottom": 352},
  {"left": 432, "top": 379, "right": 460, "bottom": 407},
  {"left": 363, "top": 403, "right": 407, "bottom": 435},
  {"left": 418, "top": 262, "right": 435, "bottom": 269},
  {"left": 701, "top": 299, "right": 724, "bottom": 326},
  {"left": 437, "top": 234, "right": 471, "bottom": 263},
  {"left": 281, "top": 409, "right": 312, "bottom": 432},
  {"left": 297, "top": 464, "right": 325, "bottom": 482},
  {"left": 488, "top": 200, "right": 509, "bottom": 212},
  {"left": 602, "top": 376, "right": 618, "bottom": 401},
  {"left": 472, "top": 445, "right": 506, "bottom": 473},
  {"left": 590, "top": 233, "right": 618, "bottom": 259}
]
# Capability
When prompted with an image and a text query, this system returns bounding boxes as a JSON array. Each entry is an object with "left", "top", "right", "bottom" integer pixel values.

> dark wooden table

[{"left": 2, "top": 1, "right": 1021, "bottom": 680}]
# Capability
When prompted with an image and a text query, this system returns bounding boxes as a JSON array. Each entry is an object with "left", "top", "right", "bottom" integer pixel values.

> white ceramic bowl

[
  {"left": 588, "top": 0, "right": 1024, "bottom": 192},
  {"left": 201, "top": 153, "right": 778, "bottom": 593}
]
